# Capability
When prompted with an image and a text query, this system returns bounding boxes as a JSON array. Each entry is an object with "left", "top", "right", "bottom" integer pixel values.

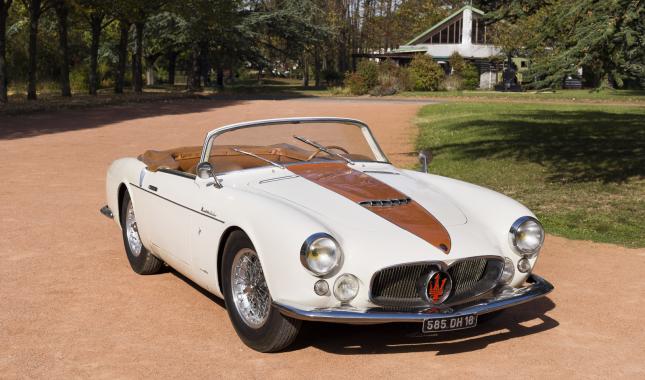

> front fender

[
  {"left": 402, "top": 170, "right": 539, "bottom": 287},
  {"left": 106, "top": 158, "right": 146, "bottom": 229},
  {"left": 213, "top": 187, "right": 341, "bottom": 308}
]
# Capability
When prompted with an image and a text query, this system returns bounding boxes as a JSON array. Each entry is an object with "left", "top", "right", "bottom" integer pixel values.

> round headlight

[
  {"left": 509, "top": 216, "right": 544, "bottom": 257},
  {"left": 300, "top": 233, "right": 342, "bottom": 276},
  {"left": 333, "top": 273, "right": 359, "bottom": 302}
]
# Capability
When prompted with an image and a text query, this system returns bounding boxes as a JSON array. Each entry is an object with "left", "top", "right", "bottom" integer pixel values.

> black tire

[
  {"left": 120, "top": 191, "right": 163, "bottom": 275},
  {"left": 222, "top": 231, "right": 301, "bottom": 352}
]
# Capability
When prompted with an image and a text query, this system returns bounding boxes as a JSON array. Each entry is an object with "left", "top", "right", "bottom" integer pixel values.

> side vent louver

[{"left": 359, "top": 198, "right": 411, "bottom": 207}]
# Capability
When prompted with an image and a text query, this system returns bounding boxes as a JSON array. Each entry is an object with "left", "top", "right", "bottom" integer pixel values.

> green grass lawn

[
  {"left": 402, "top": 89, "right": 645, "bottom": 103},
  {"left": 415, "top": 102, "right": 645, "bottom": 248}
]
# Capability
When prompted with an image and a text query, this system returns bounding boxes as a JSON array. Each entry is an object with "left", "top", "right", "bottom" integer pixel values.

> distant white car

[{"left": 101, "top": 117, "right": 553, "bottom": 352}]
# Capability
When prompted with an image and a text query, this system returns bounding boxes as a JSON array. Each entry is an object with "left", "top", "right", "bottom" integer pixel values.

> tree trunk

[
  {"left": 145, "top": 56, "right": 156, "bottom": 86},
  {"left": 216, "top": 64, "right": 223, "bottom": 88},
  {"left": 0, "top": 0, "right": 12, "bottom": 103},
  {"left": 54, "top": 1, "right": 70, "bottom": 97},
  {"left": 114, "top": 20, "right": 128, "bottom": 94},
  {"left": 302, "top": 55, "right": 309, "bottom": 88},
  {"left": 167, "top": 51, "right": 176, "bottom": 85},
  {"left": 132, "top": 21, "right": 144, "bottom": 93},
  {"left": 27, "top": 0, "right": 41, "bottom": 100},
  {"left": 200, "top": 43, "right": 209, "bottom": 87},
  {"left": 89, "top": 13, "right": 102, "bottom": 95},
  {"left": 314, "top": 48, "right": 321, "bottom": 88},
  {"left": 187, "top": 42, "right": 201, "bottom": 91}
]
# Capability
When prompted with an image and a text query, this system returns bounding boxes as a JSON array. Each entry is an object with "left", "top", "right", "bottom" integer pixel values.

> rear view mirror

[
  {"left": 197, "top": 162, "right": 214, "bottom": 179},
  {"left": 196, "top": 162, "right": 222, "bottom": 188},
  {"left": 418, "top": 149, "right": 433, "bottom": 173}
]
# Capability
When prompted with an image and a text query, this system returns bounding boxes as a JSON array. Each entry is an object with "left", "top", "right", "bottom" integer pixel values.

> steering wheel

[{"left": 306, "top": 145, "right": 350, "bottom": 161}]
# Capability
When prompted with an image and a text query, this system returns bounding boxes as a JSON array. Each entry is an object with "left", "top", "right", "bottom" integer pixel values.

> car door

[
  {"left": 184, "top": 178, "right": 229, "bottom": 293},
  {"left": 136, "top": 169, "right": 199, "bottom": 270}
]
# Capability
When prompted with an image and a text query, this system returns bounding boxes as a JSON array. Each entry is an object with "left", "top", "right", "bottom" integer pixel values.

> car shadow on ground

[
  {"left": 170, "top": 268, "right": 557, "bottom": 355},
  {"left": 292, "top": 297, "right": 558, "bottom": 355}
]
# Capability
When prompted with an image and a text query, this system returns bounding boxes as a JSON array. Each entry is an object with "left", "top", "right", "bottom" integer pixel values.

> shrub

[
  {"left": 378, "top": 59, "right": 413, "bottom": 92},
  {"left": 345, "top": 71, "right": 369, "bottom": 95},
  {"left": 440, "top": 75, "right": 464, "bottom": 91},
  {"left": 328, "top": 86, "right": 351, "bottom": 96},
  {"left": 445, "top": 52, "right": 480, "bottom": 90},
  {"left": 449, "top": 52, "right": 466, "bottom": 75},
  {"left": 322, "top": 69, "right": 343, "bottom": 86},
  {"left": 344, "top": 59, "right": 413, "bottom": 95},
  {"left": 355, "top": 60, "right": 379, "bottom": 89},
  {"left": 70, "top": 65, "right": 90, "bottom": 92},
  {"left": 461, "top": 63, "right": 480, "bottom": 90},
  {"left": 409, "top": 54, "right": 445, "bottom": 91}
]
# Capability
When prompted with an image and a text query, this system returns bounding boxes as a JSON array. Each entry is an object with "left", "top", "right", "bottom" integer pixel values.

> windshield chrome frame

[{"left": 199, "top": 117, "right": 389, "bottom": 165}]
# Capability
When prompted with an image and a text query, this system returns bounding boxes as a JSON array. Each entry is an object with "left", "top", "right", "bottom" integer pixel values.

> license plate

[{"left": 422, "top": 314, "right": 477, "bottom": 333}]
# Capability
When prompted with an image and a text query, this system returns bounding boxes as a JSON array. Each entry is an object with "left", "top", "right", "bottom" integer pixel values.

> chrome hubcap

[
  {"left": 125, "top": 201, "right": 142, "bottom": 256},
  {"left": 231, "top": 248, "right": 270, "bottom": 328}
]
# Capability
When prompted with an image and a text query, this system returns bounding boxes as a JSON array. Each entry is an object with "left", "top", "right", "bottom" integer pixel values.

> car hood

[
  {"left": 254, "top": 164, "right": 467, "bottom": 226},
  {"left": 226, "top": 163, "right": 507, "bottom": 272}
]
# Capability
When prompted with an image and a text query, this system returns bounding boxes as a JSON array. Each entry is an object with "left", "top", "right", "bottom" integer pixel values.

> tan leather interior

[{"left": 138, "top": 144, "right": 316, "bottom": 174}]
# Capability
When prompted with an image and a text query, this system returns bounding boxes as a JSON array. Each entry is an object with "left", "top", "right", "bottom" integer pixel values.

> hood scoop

[
  {"left": 359, "top": 198, "right": 411, "bottom": 208},
  {"left": 287, "top": 162, "right": 452, "bottom": 254}
]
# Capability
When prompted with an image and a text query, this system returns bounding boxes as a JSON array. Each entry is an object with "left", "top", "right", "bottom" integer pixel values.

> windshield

[{"left": 201, "top": 118, "right": 388, "bottom": 174}]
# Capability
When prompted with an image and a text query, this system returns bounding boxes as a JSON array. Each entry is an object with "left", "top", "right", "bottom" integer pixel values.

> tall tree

[
  {"left": 132, "top": 19, "right": 144, "bottom": 92},
  {"left": 487, "top": 0, "right": 645, "bottom": 88},
  {"left": 53, "top": 0, "right": 70, "bottom": 96},
  {"left": 143, "top": 11, "right": 188, "bottom": 86},
  {"left": 79, "top": 1, "right": 114, "bottom": 95},
  {"left": 114, "top": 19, "right": 129, "bottom": 93},
  {"left": 22, "top": 0, "right": 51, "bottom": 100},
  {"left": 129, "top": 0, "right": 165, "bottom": 93},
  {"left": 0, "top": 0, "right": 12, "bottom": 103}
]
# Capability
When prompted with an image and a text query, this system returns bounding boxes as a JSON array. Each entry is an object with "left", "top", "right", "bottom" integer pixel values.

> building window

[
  {"left": 471, "top": 17, "right": 487, "bottom": 44},
  {"left": 425, "top": 16, "right": 463, "bottom": 44}
]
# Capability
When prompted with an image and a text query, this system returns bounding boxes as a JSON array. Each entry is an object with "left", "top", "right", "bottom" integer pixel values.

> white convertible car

[{"left": 101, "top": 117, "right": 553, "bottom": 352}]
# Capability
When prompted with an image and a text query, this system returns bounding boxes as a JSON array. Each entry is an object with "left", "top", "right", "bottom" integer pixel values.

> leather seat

[{"left": 139, "top": 144, "right": 313, "bottom": 174}]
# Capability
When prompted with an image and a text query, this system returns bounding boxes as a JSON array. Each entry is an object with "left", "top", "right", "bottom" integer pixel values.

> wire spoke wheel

[
  {"left": 125, "top": 201, "right": 142, "bottom": 257},
  {"left": 231, "top": 248, "right": 271, "bottom": 329}
]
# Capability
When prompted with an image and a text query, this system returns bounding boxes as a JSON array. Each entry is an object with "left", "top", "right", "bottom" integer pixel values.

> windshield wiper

[
  {"left": 232, "top": 147, "right": 285, "bottom": 169},
  {"left": 293, "top": 135, "right": 355, "bottom": 165}
]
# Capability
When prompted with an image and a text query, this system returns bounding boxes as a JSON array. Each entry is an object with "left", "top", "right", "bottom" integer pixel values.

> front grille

[{"left": 370, "top": 257, "right": 504, "bottom": 308}]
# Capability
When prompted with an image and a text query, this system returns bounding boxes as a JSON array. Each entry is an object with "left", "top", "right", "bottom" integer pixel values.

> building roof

[{"left": 405, "top": 5, "right": 485, "bottom": 46}]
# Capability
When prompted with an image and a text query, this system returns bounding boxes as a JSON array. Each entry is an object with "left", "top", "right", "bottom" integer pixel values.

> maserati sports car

[{"left": 100, "top": 117, "right": 554, "bottom": 352}]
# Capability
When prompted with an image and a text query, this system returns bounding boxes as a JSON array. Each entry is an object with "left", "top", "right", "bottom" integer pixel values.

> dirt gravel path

[{"left": 1, "top": 98, "right": 644, "bottom": 379}]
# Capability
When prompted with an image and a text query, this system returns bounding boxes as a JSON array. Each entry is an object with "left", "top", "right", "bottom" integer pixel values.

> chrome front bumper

[{"left": 274, "top": 274, "right": 553, "bottom": 324}]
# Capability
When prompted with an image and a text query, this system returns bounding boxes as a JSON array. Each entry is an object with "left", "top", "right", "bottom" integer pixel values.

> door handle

[{"left": 148, "top": 185, "right": 158, "bottom": 192}]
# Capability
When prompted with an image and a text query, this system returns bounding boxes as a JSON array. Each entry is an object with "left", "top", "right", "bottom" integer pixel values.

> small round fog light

[
  {"left": 500, "top": 257, "right": 515, "bottom": 284},
  {"left": 517, "top": 257, "right": 531, "bottom": 273},
  {"left": 333, "top": 274, "right": 359, "bottom": 302},
  {"left": 314, "top": 280, "right": 329, "bottom": 296}
]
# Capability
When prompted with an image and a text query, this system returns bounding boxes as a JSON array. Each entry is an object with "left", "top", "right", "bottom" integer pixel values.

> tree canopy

[{"left": 0, "top": 0, "right": 642, "bottom": 103}]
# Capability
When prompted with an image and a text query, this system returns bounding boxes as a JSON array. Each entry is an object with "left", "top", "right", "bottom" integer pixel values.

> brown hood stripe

[{"left": 288, "top": 163, "right": 451, "bottom": 253}]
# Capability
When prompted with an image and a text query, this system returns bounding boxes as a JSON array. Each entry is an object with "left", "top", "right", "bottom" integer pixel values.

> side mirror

[
  {"left": 196, "top": 161, "right": 222, "bottom": 188},
  {"left": 418, "top": 149, "right": 433, "bottom": 173},
  {"left": 197, "top": 161, "right": 214, "bottom": 179}
]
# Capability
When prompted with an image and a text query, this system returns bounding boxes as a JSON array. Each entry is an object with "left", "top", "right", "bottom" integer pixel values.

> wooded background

[{"left": 0, "top": 0, "right": 642, "bottom": 103}]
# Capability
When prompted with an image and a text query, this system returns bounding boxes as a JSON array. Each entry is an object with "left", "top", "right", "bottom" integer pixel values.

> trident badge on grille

[{"left": 423, "top": 270, "right": 453, "bottom": 305}]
